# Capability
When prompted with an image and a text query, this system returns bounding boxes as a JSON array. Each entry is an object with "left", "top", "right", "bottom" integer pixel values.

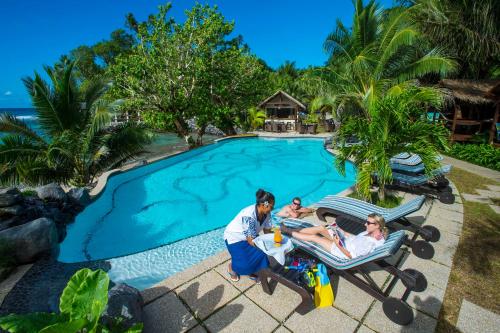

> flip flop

[
  {"left": 228, "top": 270, "right": 240, "bottom": 282},
  {"left": 249, "top": 274, "right": 261, "bottom": 284}
]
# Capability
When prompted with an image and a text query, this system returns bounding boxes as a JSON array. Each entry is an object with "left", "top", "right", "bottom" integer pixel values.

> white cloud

[{"left": 4, "top": 91, "right": 12, "bottom": 96}]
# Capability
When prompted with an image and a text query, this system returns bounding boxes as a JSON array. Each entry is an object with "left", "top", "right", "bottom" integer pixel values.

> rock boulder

[
  {"left": 36, "top": 183, "right": 67, "bottom": 202},
  {"left": 0, "top": 217, "right": 59, "bottom": 264},
  {"left": 67, "top": 187, "right": 91, "bottom": 207},
  {"left": 0, "top": 187, "right": 22, "bottom": 207},
  {"left": 101, "top": 284, "right": 144, "bottom": 329}
]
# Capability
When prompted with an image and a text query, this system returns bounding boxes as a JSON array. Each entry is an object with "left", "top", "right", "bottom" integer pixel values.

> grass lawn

[{"left": 436, "top": 168, "right": 500, "bottom": 332}]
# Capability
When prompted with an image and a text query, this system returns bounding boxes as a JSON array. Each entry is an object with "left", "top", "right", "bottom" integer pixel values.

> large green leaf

[
  {"left": 38, "top": 318, "right": 86, "bottom": 333},
  {"left": 59, "top": 268, "right": 109, "bottom": 327},
  {"left": 0, "top": 313, "right": 63, "bottom": 333}
]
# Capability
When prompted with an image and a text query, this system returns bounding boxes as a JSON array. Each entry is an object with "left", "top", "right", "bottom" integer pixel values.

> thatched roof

[
  {"left": 258, "top": 90, "right": 306, "bottom": 110},
  {"left": 439, "top": 79, "right": 500, "bottom": 104},
  {"left": 485, "top": 82, "right": 500, "bottom": 101}
]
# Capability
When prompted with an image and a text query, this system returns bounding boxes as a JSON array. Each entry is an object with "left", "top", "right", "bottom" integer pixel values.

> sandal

[
  {"left": 249, "top": 274, "right": 261, "bottom": 284},
  {"left": 227, "top": 269, "right": 240, "bottom": 282}
]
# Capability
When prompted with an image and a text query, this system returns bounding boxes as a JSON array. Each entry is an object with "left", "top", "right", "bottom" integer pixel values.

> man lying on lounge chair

[
  {"left": 282, "top": 213, "right": 388, "bottom": 259},
  {"left": 277, "top": 197, "right": 315, "bottom": 219}
]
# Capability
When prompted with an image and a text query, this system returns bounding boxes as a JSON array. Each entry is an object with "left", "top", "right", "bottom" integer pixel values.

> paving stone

[
  {"left": 213, "top": 262, "right": 257, "bottom": 292},
  {"left": 285, "top": 306, "right": 358, "bottom": 333},
  {"left": 0, "top": 264, "right": 32, "bottom": 294},
  {"left": 274, "top": 325, "right": 292, "bottom": 333},
  {"left": 457, "top": 299, "right": 500, "bottom": 333},
  {"left": 401, "top": 255, "right": 451, "bottom": 290},
  {"left": 425, "top": 217, "right": 462, "bottom": 236},
  {"left": 434, "top": 231, "right": 460, "bottom": 250},
  {"left": 333, "top": 277, "right": 375, "bottom": 320},
  {"left": 432, "top": 201, "right": 464, "bottom": 214},
  {"left": 244, "top": 279, "right": 303, "bottom": 321},
  {"left": 488, "top": 204, "right": 500, "bottom": 215},
  {"left": 429, "top": 242, "right": 456, "bottom": 267},
  {"left": 204, "top": 295, "right": 279, "bottom": 333},
  {"left": 427, "top": 208, "right": 463, "bottom": 224},
  {"left": 485, "top": 184, "right": 500, "bottom": 192},
  {"left": 391, "top": 282, "right": 445, "bottom": 319},
  {"left": 143, "top": 292, "right": 197, "bottom": 333},
  {"left": 363, "top": 302, "right": 437, "bottom": 333},
  {"left": 142, "top": 252, "right": 230, "bottom": 304},
  {"left": 176, "top": 270, "right": 241, "bottom": 320},
  {"left": 461, "top": 193, "right": 492, "bottom": 204},
  {"left": 188, "top": 325, "right": 208, "bottom": 333},
  {"left": 476, "top": 189, "right": 500, "bottom": 199},
  {"left": 356, "top": 325, "right": 376, "bottom": 333}
]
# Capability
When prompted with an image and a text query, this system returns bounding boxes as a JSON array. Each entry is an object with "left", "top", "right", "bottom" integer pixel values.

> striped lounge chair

[
  {"left": 279, "top": 218, "right": 427, "bottom": 325},
  {"left": 390, "top": 153, "right": 444, "bottom": 173},
  {"left": 314, "top": 195, "right": 439, "bottom": 259},
  {"left": 389, "top": 165, "right": 454, "bottom": 204}
]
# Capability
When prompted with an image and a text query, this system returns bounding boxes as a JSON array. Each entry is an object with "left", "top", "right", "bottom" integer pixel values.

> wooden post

[
  {"left": 451, "top": 104, "right": 459, "bottom": 142},
  {"left": 490, "top": 102, "right": 499, "bottom": 143}
]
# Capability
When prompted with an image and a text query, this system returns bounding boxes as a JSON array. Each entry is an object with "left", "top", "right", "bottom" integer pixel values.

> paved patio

[{"left": 140, "top": 186, "right": 464, "bottom": 333}]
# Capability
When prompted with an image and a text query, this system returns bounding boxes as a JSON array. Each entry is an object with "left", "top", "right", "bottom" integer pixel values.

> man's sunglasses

[{"left": 292, "top": 202, "right": 301, "bottom": 205}]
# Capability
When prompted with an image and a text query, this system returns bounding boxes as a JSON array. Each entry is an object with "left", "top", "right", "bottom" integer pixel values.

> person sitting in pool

[
  {"left": 224, "top": 189, "right": 274, "bottom": 282},
  {"left": 276, "top": 197, "right": 315, "bottom": 219},
  {"left": 281, "top": 213, "right": 388, "bottom": 259}
]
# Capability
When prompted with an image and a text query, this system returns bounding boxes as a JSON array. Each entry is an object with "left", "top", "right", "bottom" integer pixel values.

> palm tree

[
  {"left": 335, "top": 88, "right": 450, "bottom": 201},
  {"left": 246, "top": 107, "right": 266, "bottom": 131},
  {"left": 310, "top": 0, "right": 456, "bottom": 118},
  {"left": 0, "top": 61, "right": 151, "bottom": 187},
  {"left": 408, "top": 0, "right": 500, "bottom": 79}
]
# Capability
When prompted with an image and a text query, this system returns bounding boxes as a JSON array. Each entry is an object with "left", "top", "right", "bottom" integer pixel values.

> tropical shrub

[
  {"left": 245, "top": 107, "right": 266, "bottom": 131},
  {"left": 0, "top": 268, "right": 142, "bottom": 333},
  {"left": 0, "top": 61, "right": 151, "bottom": 187},
  {"left": 335, "top": 88, "right": 449, "bottom": 200},
  {"left": 447, "top": 143, "right": 500, "bottom": 171}
]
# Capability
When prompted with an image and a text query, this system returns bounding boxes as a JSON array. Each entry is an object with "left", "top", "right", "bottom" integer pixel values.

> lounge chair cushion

[
  {"left": 315, "top": 195, "right": 425, "bottom": 223},
  {"left": 283, "top": 218, "right": 406, "bottom": 270}
]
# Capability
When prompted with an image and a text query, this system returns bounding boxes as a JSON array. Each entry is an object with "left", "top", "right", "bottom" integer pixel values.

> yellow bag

[{"left": 314, "top": 264, "right": 334, "bottom": 308}]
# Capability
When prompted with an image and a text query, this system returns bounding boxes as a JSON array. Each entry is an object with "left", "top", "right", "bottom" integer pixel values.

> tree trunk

[
  {"left": 378, "top": 183, "right": 386, "bottom": 202},
  {"left": 173, "top": 117, "right": 195, "bottom": 148},
  {"left": 196, "top": 125, "right": 206, "bottom": 146}
]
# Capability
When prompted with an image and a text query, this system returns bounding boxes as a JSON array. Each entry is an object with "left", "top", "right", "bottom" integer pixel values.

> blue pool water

[{"left": 59, "top": 137, "right": 356, "bottom": 288}]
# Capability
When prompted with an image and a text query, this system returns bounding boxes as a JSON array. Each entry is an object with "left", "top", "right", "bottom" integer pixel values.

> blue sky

[{"left": 0, "top": 0, "right": 394, "bottom": 108}]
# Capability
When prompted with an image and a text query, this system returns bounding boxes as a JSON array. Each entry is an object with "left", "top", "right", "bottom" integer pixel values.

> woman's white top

[
  {"left": 330, "top": 231, "right": 385, "bottom": 259},
  {"left": 224, "top": 204, "right": 272, "bottom": 245}
]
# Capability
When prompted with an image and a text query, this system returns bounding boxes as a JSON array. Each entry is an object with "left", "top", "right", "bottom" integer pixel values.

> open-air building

[
  {"left": 258, "top": 90, "right": 306, "bottom": 132},
  {"left": 438, "top": 79, "right": 500, "bottom": 143}
]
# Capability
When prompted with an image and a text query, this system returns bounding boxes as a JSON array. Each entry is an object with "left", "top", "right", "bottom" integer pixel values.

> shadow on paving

[{"left": 0, "top": 257, "right": 111, "bottom": 316}]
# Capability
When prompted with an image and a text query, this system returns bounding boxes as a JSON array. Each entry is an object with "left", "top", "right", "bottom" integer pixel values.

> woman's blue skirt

[{"left": 226, "top": 240, "right": 269, "bottom": 275}]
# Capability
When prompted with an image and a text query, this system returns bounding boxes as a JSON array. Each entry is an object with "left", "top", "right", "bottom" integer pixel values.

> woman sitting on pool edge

[
  {"left": 224, "top": 189, "right": 275, "bottom": 282},
  {"left": 281, "top": 213, "right": 388, "bottom": 259}
]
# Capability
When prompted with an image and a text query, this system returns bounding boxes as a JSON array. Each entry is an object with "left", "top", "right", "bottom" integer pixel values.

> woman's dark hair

[{"left": 256, "top": 188, "right": 275, "bottom": 206}]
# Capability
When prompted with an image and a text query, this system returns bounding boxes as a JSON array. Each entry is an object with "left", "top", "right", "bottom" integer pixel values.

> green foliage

[
  {"left": 20, "top": 190, "right": 37, "bottom": 197},
  {"left": 409, "top": 0, "right": 500, "bottom": 79},
  {"left": 335, "top": 88, "right": 449, "bottom": 200},
  {"left": 108, "top": 3, "right": 270, "bottom": 146},
  {"left": 304, "top": 113, "right": 319, "bottom": 124},
  {"left": 348, "top": 190, "right": 403, "bottom": 208},
  {"left": 308, "top": 0, "right": 456, "bottom": 119},
  {"left": 0, "top": 60, "right": 151, "bottom": 186},
  {"left": 0, "top": 269, "right": 142, "bottom": 333},
  {"left": 245, "top": 107, "right": 266, "bottom": 131},
  {"left": 61, "top": 28, "right": 135, "bottom": 82},
  {"left": 447, "top": 144, "right": 500, "bottom": 171}
]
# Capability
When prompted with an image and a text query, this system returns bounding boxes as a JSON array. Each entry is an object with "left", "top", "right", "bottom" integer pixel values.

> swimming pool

[{"left": 59, "top": 137, "right": 356, "bottom": 286}]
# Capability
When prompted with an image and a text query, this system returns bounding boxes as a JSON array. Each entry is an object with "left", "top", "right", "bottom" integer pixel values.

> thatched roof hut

[
  {"left": 439, "top": 79, "right": 500, "bottom": 105},
  {"left": 438, "top": 79, "right": 500, "bottom": 143}
]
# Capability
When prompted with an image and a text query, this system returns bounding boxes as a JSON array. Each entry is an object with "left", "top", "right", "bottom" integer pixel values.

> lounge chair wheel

[
  {"left": 383, "top": 297, "right": 413, "bottom": 325},
  {"left": 438, "top": 192, "right": 455, "bottom": 204},
  {"left": 411, "top": 240, "right": 434, "bottom": 260},
  {"left": 421, "top": 225, "right": 440, "bottom": 242},
  {"left": 402, "top": 268, "right": 427, "bottom": 292}
]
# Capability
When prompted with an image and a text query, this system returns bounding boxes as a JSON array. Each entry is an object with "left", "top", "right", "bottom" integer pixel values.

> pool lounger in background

[
  {"left": 314, "top": 194, "right": 439, "bottom": 259},
  {"left": 274, "top": 218, "right": 427, "bottom": 325}
]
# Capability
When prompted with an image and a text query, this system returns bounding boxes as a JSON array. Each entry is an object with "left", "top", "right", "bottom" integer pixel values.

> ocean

[{"left": 0, "top": 108, "right": 41, "bottom": 135}]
